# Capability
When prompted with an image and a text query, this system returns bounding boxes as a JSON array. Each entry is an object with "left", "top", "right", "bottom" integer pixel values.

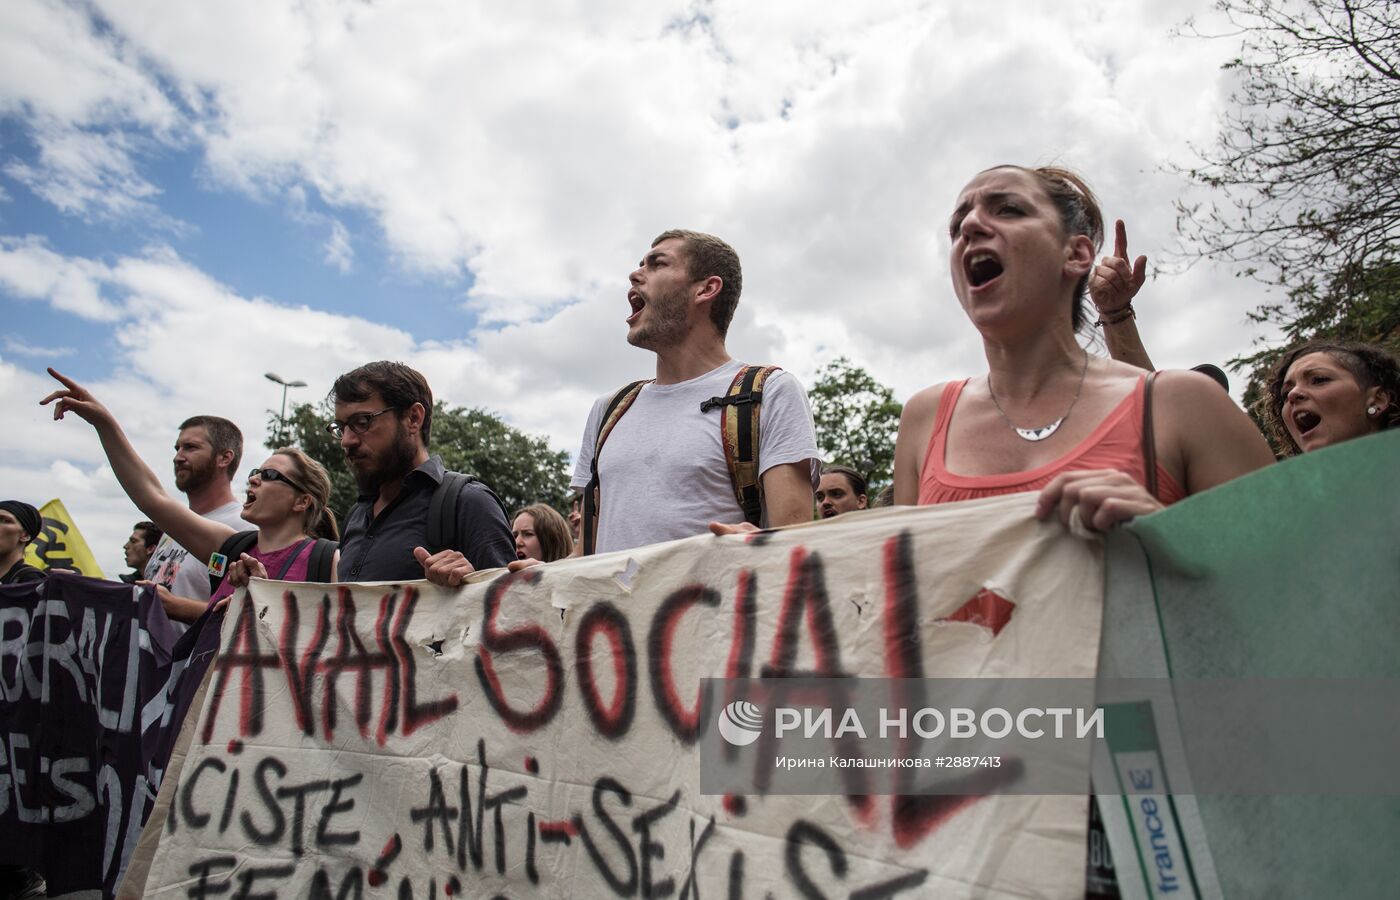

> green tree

[
  {"left": 428, "top": 404, "right": 572, "bottom": 515},
  {"left": 267, "top": 400, "right": 572, "bottom": 524},
  {"left": 807, "top": 357, "right": 902, "bottom": 489},
  {"left": 1175, "top": 0, "right": 1400, "bottom": 353},
  {"left": 1173, "top": 1, "right": 1400, "bottom": 443}
]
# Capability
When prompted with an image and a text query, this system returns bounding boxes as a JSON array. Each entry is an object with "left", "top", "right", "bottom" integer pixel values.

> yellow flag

[{"left": 24, "top": 498, "right": 106, "bottom": 579}]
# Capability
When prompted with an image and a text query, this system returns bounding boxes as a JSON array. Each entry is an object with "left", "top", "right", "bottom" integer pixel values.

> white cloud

[
  {"left": 2, "top": 337, "right": 76, "bottom": 358},
  {"left": 0, "top": 0, "right": 1303, "bottom": 571},
  {"left": 322, "top": 219, "right": 352, "bottom": 273},
  {"left": 0, "top": 235, "right": 123, "bottom": 320},
  {"left": 5, "top": 1, "right": 1267, "bottom": 357},
  {"left": 0, "top": 244, "right": 587, "bottom": 574},
  {"left": 284, "top": 185, "right": 355, "bottom": 273},
  {"left": 0, "top": 0, "right": 177, "bottom": 128},
  {"left": 0, "top": 0, "right": 181, "bottom": 220},
  {"left": 3, "top": 125, "right": 167, "bottom": 221}
]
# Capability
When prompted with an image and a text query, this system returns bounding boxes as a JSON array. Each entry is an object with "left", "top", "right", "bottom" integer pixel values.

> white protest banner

[{"left": 125, "top": 492, "right": 1104, "bottom": 899}]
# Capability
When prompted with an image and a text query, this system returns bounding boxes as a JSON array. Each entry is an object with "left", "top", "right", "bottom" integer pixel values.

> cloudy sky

[{"left": 1, "top": 0, "right": 1285, "bottom": 575}]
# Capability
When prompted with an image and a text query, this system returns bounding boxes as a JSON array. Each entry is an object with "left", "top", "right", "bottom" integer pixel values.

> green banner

[{"left": 1099, "top": 429, "right": 1400, "bottom": 899}]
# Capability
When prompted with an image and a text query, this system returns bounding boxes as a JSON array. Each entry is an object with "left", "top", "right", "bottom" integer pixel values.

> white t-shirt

[
  {"left": 143, "top": 499, "right": 247, "bottom": 602},
  {"left": 571, "top": 360, "right": 819, "bottom": 554}
]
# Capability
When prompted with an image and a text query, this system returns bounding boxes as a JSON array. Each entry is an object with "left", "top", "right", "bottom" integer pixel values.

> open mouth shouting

[
  {"left": 626, "top": 289, "right": 646, "bottom": 325},
  {"left": 1292, "top": 408, "right": 1321, "bottom": 439},
  {"left": 964, "top": 250, "right": 1004, "bottom": 289}
]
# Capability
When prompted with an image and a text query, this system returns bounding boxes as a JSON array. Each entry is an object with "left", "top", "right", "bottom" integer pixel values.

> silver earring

[{"left": 1367, "top": 405, "right": 1379, "bottom": 416}]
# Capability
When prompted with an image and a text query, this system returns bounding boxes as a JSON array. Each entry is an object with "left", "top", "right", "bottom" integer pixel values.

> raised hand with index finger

[
  {"left": 1089, "top": 219, "right": 1148, "bottom": 319},
  {"left": 40, "top": 367, "right": 117, "bottom": 427}
]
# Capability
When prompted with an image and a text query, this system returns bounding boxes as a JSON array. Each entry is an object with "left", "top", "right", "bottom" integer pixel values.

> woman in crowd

[
  {"left": 892, "top": 165, "right": 1275, "bottom": 529},
  {"left": 1257, "top": 339, "right": 1398, "bottom": 455},
  {"left": 42, "top": 371, "right": 338, "bottom": 617},
  {"left": 0, "top": 500, "right": 46, "bottom": 585},
  {"left": 893, "top": 163, "right": 1278, "bottom": 900},
  {"left": 512, "top": 503, "right": 574, "bottom": 563}
]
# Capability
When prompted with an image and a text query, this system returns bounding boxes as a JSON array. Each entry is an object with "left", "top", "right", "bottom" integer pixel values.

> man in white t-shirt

[
  {"left": 143, "top": 415, "right": 248, "bottom": 623},
  {"left": 570, "top": 229, "right": 819, "bottom": 555}
]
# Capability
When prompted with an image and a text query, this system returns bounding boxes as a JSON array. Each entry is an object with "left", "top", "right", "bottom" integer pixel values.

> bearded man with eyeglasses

[{"left": 329, "top": 361, "right": 515, "bottom": 586}]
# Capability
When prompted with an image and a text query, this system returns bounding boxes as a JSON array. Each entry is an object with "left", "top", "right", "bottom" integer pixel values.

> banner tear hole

[{"left": 612, "top": 558, "right": 641, "bottom": 592}]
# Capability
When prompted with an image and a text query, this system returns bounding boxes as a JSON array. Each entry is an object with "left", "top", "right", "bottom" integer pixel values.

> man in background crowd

[
  {"left": 143, "top": 417, "right": 247, "bottom": 621},
  {"left": 815, "top": 464, "right": 869, "bottom": 519},
  {"left": 120, "top": 520, "right": 162, "bottom": 584}
]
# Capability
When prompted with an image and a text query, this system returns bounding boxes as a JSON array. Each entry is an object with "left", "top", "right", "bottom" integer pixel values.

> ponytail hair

[
  {"left": 984, "top": 164, "right": 1105, "bottom": 332},
  {"left": 272, "top": 447, "right": 340, "bottom": 541}
]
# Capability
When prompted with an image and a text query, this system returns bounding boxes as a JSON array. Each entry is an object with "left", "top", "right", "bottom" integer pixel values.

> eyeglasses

[
  {"left": 325, "top": 407, "right": 398, "bottom": 439},
  {"left": 247, "top": 467, "right": 308, "bottom": 494}
]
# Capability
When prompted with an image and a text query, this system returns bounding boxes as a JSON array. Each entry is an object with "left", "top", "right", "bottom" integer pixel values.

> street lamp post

[{"left": 265, "top": 372, "right": 308, "bottom": 442}]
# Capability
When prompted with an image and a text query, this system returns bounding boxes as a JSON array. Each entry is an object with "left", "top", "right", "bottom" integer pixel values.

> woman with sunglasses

[{"left": 42, "top": 370, "right": 339, "bottom": 621}]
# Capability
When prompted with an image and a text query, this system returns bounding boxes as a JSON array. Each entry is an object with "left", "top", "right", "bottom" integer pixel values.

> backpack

[
  {"left": 426, "top": 470, "right": 507, "bottom": 555},
  {"left": 209, "top": 531, "right": 337, "bottom": 594},
  {"left": 581, "top": 364, "right": 781, "bottom": 555}
]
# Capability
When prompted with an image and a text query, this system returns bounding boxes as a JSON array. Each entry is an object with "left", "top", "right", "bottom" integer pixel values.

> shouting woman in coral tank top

[{"left": 892, "top": 165, "right": 1274, "bottom": 530}]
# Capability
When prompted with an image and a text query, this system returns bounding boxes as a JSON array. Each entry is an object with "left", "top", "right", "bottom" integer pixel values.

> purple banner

[{"left": 0, "top": 572, "right": 222, "bottom": 898}]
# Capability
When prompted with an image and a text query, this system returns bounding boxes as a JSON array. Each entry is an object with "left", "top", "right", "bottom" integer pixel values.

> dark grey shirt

[
  {"left": 338, "top": 456, "right": 516, "bottom": 583},
  {"left": 1, "top": 559, "right": 45, "bottom": 584}
]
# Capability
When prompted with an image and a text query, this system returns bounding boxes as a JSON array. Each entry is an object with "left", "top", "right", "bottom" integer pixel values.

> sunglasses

[
  {"left": 325, "top": 407, "right": 398, "bottom": 440},
  {"left": 247, "top": 467, "right": 308, "bottom": 494}
]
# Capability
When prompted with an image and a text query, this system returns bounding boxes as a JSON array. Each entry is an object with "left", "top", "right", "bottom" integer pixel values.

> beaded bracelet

[{"left": 1095, "top": 303, "right": 1136, "bottom": 327}]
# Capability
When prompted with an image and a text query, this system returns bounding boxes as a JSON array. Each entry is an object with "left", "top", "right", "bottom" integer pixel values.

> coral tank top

[{"left": 917, "top": 375, "right": 1185, "bottom": 506}]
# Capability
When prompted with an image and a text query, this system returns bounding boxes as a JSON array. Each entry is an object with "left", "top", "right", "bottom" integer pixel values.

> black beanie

[{"left": 0, "top": 500, "right": 42, "bottom": 543}]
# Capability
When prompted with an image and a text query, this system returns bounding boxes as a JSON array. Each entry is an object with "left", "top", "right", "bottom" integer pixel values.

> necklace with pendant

[{"left": 987, "top": 348, "right": 1090, "bottom": 442}]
